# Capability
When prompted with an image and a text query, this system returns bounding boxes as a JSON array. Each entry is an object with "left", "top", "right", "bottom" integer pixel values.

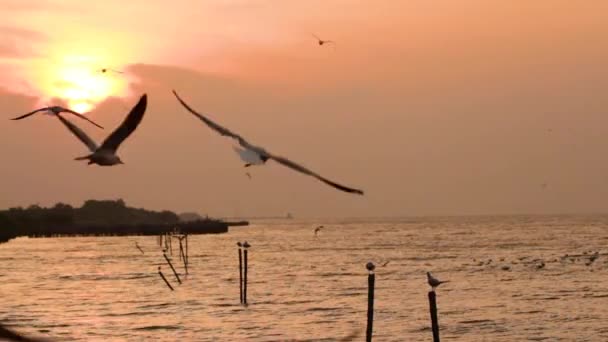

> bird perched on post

[{"left": 427, "top": 272, "right": 449, "bottom": 291}]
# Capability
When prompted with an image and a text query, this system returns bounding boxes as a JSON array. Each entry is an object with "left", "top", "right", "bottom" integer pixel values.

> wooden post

[
  {"left": 179, "top": 238, "right": 188, "bottom": 275},
  {"left": 243, "top": 241, "right": 250, "bottom": 305},
  {"left": 185, "top": 234, "right": 189, "bottom": 266},
  {"left": 366, "top": 262, "right": 375, "bottom": 342},
  {"left": 428, "top": 291, "right": 440, "bottom": 342},
  {"left": 237, "top": 242, "right": 243, "bottom": 304},
  {"left": 158, "top": 266, "right": 174, "bottom": 291},
  {"left": 163, "top": 252, "right": 181, "bottom": 284}
]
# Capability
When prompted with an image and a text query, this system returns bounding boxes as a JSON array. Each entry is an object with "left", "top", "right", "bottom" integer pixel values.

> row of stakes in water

[
  {"left": 156, "top": 237, "right": 445, "bottom": 342},
  {"left": 157, "top": 233, "right": 189, "bottom": 291}
]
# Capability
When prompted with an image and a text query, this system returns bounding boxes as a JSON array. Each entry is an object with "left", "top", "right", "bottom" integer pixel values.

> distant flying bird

[
  {"left": 172, "top": 90, "right": 364, "bottom": 195},
  {"left": 427, "top": 272, "right": 449, "bottom": 290},
  {"left": 100, "top": 68, "right": 124, "bottom": 74},
  {"left": 135, "top": 242, "right": 144, "bottom": 254},
  {"left": 11, "top": 106, "right": 104, "bottom": 129},
  {"left": 312, "top": 33, "right": 335, "bottom": 47},
  {"left": 314, "top": 225, "right": 324, "bottom": 236},
  {"left": 55, "top": 94, "right": 147, "bottom": 166}
]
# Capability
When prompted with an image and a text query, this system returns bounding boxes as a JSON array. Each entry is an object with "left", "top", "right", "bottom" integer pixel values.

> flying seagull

[
  {"left": 312, "top": 33, "right": 335, "bottom": 47},
  {"left": 11, "top": 106, "right": 104, "bottom": 129},
  {"left": 314, "top": 225, "right": 324, "bottom": 236},
  {"left": 427, "top": 272, "right": 449, "bottom": 291},
  {"left": 172, "top": 90, "right": 364, "bottom": 195},
  {"left": 56, "top": 94, "right": 147, "bottom": 166},
  {"left": 100, "top": 68, "right": 124, "bottom": 74}
]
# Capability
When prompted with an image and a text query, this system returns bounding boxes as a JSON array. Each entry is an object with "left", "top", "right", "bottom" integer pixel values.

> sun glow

[{"left": 26, "top": 53, "right": 129, "bottom": 115}]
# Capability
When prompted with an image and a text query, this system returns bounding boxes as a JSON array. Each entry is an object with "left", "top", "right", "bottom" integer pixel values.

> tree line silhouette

[{"left": 0, "top": 199, "right": 227, "bottom": 243}]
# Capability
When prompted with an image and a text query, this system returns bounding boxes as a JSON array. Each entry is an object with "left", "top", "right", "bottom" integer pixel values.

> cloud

[
  {"left": 0, "top": 25, "right": 46, "bottom": 58},
  {"left": 0, "top": 0, "right": 74, "bottom": 12}
]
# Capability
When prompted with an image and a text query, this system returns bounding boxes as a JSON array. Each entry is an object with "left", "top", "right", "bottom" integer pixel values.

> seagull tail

[{"left": 74, "top": 154, "right": 91, "bottom": 161}]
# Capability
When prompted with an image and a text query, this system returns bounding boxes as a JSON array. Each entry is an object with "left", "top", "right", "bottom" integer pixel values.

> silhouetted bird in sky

[
  {"left": 11, "top": 106, "right": 103, "bottom": 129},
  {"left": 312, "top": 33, "right": 335, "bottom": 47},
  {"left": 172, "top": 90, "right": 364, "bottom": 195},
  {"left": 100, "top": 68, "right": 124, "bottom": 74},
  {"left": 56, "top": 94, "right": 147, "bottom": 166}
]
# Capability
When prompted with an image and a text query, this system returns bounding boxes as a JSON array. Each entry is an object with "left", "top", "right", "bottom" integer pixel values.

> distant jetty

[
  {"left": 0, "top": 199, "right": 229, "bottom": 243},
  {"left": 225, "top": 220, "right": 249, "bottom": 227}
]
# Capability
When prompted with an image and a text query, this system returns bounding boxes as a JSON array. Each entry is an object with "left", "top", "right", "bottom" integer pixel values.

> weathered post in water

[
  {"left": 237, "top": 242, "right": 243, "bottom": 304},
  {"left": 243, "top": 241, "right": 251, "bottom": 305},
  {"left": 366, "top": 262, "right": 375, "bottom": 342},
  {"left": 179, "top": 237, "right": 188, "bottom": 275},
  {"left": 428, "top": 291, "right": 440, "bottom": 342},
  {"left": 163, "top": 250, "right": 182, "bottom": 284},
  {"left": 185, "top": 234, "right": 189, "bottom": 266},
  {"left": 158, "top": 266, "right": 174, "bottom": 291}
]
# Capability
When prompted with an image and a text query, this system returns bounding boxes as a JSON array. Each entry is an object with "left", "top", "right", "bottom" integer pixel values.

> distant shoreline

[{"left": 0, "top": 199, "right": 239, "bottom": 244}]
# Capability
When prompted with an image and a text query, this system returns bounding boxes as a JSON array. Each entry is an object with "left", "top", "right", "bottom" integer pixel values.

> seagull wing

[
  {"left": 172, "top": 90, "right": 248, "bottom": 141},
  {"left": 266, "top": 153, "right": 364, "bottom": 195},
  {"left": 311, "top": 33, "right": 321, "bottom": 41},
  {"left": 55, "top": 113, "right": 98, "bottom": 152},
  {"left": 100, "top": 94, "right": 147, "bottom": 152},
  {"left": 61, "top": 108, "right": 104, "bottom": 129},
  {"left": 11, "top": 107, "right": 48, "bottom": 120},
  {"left": 0, "top": 323, "right": 50, "bottom": 342}
]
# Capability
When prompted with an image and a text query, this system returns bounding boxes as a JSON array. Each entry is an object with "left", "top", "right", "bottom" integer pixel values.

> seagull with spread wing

[
  {"left": 11, "top": 106, "right": 104, "bottom": 129},
  {"left": 100, "top": 67, "right": 124, "bottom": 74},
  {"left": 312, "top": 33, "right": 335, "bottom": 47},
  {"left": 56, "top": 94, "right": 147, "bottom": 166},
  {"left": 172, "top": 90, "right": 364, "bottom": 195}
]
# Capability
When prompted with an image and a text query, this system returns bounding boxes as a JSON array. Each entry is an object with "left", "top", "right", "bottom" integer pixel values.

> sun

[{"left": 27, "top": 54, "right": 128, "bottom": 114}]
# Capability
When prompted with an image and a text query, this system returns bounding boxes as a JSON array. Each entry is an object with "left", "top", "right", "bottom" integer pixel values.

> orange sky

[{"left": 1, "top": 1, "right": 607, "bottom": 218}]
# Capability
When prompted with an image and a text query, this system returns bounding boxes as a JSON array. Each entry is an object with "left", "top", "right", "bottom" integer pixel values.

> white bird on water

[
  {"left": 55, "top": 94, "right": 147, "bottom": 166},
  {"left": 427, "top": 272, "right": 449, "bottom": 290},
  {"left": 172, "top": 90, "right": 364, "bottom": 195},
  {"left": 11, "top": 106, "right": 104, "bottom": 129}
]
